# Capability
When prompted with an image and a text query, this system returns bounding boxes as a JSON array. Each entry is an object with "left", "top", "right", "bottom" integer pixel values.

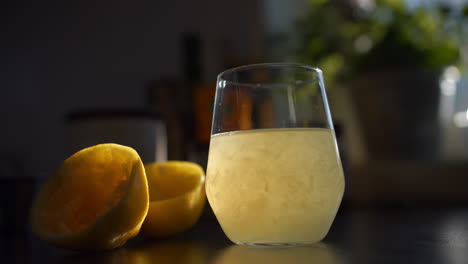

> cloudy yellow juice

[{"left": 206, "top": 128, "right": 345, "bottom": 245}]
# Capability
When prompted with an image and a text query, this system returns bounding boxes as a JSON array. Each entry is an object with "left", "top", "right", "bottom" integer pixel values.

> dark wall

[{"left": 1, "top": 0, "right": 264, "bottom": 177}]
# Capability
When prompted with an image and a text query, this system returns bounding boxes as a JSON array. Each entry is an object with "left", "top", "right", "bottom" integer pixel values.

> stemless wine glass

[{"left": 206, "top": 63, "right": 345, "bottom": 246}]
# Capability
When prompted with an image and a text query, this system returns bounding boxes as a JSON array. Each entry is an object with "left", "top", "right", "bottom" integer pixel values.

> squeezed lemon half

[
  {"left": 30, "top": 143, "right": 149, "bottom": 250},
  {"left": 140, "top": 161, "right": 206, "bottom": 237}
]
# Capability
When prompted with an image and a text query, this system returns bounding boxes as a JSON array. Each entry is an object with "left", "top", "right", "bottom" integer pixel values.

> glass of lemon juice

[{"left": 206, "top": 63, "right": 345, "bottom": 246}]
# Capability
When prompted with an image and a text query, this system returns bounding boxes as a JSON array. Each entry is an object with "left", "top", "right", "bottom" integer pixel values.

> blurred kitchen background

[{"left": 2, "top": 0, "right": 468, "bottom": 233}]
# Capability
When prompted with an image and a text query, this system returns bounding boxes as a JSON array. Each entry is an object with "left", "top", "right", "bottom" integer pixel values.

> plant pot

[{"left": 349, "top": 68, "right": 441, "bottom": 160}]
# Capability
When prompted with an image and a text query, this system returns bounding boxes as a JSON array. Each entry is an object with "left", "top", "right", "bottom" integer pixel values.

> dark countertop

[{"left": 2, "top": 207, "right": 468, "bottom": 264}]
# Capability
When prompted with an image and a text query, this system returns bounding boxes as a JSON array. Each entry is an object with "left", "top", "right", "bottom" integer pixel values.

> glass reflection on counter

[{"left": 214, "top": 243, "right": 340, "bottom": 264}]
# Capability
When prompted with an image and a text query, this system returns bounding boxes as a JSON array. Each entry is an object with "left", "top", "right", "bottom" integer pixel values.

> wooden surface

[{"left": 2, "top": 207, "right": 468, "bottom": 264}]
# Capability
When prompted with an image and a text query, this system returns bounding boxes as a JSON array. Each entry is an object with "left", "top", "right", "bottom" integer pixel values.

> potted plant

[{"left": 295, "top": 0, "right": 467, "bottom": 160}]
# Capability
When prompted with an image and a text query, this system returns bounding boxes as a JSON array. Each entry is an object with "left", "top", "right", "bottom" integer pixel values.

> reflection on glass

[
  {"left": 58, "top": 241, "right": 207, "bottom": 264},
  {"left": 214, "top": 244, "right": 340, "bottom": 264}
]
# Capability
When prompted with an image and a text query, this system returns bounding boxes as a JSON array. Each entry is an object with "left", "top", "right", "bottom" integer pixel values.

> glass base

[{"left": 235, "top": 241, "right": 318, "bottom": 247}]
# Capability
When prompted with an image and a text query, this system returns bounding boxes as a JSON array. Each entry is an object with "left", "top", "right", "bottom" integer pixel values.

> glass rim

[{"left": 217, "top": 63, "right": 323, "bottom": 88}]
